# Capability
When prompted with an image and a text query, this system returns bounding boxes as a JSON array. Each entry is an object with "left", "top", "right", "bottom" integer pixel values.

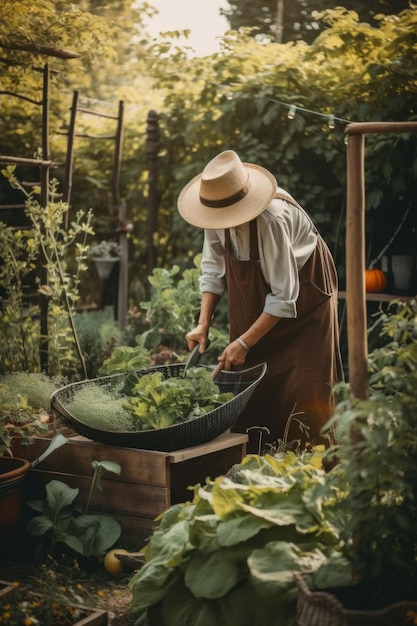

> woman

[{"left": 178, "top": 150, "right": 343, "bottom": 452}]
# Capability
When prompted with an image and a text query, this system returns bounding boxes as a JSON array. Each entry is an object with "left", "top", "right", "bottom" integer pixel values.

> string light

[
  {"left": 264, "top": 96, "right": 352, "bottom": 126},
  {"left": 214, "top": 84, "right": 353, "bottom": 130},
  {"left": 287, "top": 104, "right": 297, "bottom": 120}
]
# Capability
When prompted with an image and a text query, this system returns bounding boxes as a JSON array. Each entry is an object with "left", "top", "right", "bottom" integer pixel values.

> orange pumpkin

[{"left": 365, "top": 268, "right": 387, "bottom": 293}]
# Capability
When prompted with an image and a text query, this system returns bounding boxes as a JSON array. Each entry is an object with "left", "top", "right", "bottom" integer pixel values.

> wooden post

[
  {"left": 112, "top": 100, "right": 128, "bottom": 330},
  {"left": 146, "top": 110, "right": 160, "bottom": 276},
  {"left": 39, "top": 64, "right": 50, "bottom": 373},
  {"left": 344, "top": 121, "right": 417, "bottom": 401},
  {"left": 62, "top": 89, "right": 79, "bottom": 229},
  {"left": 345, "top": 131, "right": 368, "bottom": 400}
]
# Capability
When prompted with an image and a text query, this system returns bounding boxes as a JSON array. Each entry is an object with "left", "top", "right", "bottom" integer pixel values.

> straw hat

[{"left": 177, "top": 150, "right": 277, "bottom": 229}]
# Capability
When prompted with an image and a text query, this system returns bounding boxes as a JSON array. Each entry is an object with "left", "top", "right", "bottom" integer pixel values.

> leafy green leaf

[
  {"left": 130, "top": 560, "right": 178, "bottom": 610},
  {"left": 248, "top": 541, "right": 328, "bottom": 604},
  {"left": 26, "top": 516, "right": 54, "bottom": 536},
  {"left": 185, "top": 550, "right": 244, "bottom": 599},
  {"left": 144, "top": 520, "right": 192, "bottom": 565},
  {"left": 162, "top": 583, "right": 222, "bottom": 626},
  {"left": 217, "top": 514, "right": 273, "bottom": 547},
  {"left": 46, "top": 480, "right": 79, "bottom": 514},
  {"left": 73, "top": 514, "right": 121, "bottom": 556},
  {"left": 59, "top": 533, "right": 85, "bottom": 555},
  {"left": 91, "top": 459, "right": 121, "bottom": 475}
]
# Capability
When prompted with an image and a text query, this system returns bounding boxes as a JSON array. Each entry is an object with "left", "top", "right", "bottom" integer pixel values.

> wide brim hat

[{"left": 177, "top": 150, "right": 277, "bottom": 229}]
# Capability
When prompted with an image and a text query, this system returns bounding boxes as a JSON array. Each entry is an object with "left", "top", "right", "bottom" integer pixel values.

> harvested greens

[{"left": 65, "top": 368, "right": 234, "bottom": 432}]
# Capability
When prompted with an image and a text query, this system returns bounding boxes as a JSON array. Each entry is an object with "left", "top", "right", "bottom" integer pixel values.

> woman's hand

[
  {"left": 186, "top": 324, "right": 210, "bottom": 353},
  {"left": 219, "top": 340, "right": 248, "bottom": 370}
]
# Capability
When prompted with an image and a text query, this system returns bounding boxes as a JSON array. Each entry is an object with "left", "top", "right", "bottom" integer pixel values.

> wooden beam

[
  {"left": 0, "top": 41, "right": 80, "bottom": 59},
  {"left": 346, "top": 132, "right": 368, "bottom": 400},
  {"left": 344, "top": 121, "right": 417, "bottom": 400}
]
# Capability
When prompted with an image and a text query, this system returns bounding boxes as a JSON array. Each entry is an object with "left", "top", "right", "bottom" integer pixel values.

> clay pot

[{"left": 0, "top": 456, "right": 30, "bottom": 543}]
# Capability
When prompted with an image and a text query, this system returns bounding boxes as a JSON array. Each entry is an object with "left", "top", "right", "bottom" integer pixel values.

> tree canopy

[
  {"left": 1, "top": 1, "right": 416, "bottom": 305},
  {"left": 221, "top": 0, "right": 411, "bottom": 43}
]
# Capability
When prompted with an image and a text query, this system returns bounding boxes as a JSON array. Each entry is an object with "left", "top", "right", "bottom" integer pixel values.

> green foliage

[
  {"left": 65, "top": 383, "right": 135, "bottom": 432},
  {"left": 65, "top": 368, "right": 234, "bottom": 432},
  {"left": 0, "top": 372, "right": 64, "bottom": 455},
  {"left": 146, "top": 7, "right": 416, "bottom": 284},
  {"left": 140, "top": 258, "right": 202, "bottom": 351},
  {"left": 2, "top": 3, "right": 416, "bottom": 300},
  {"left": 99, "top": 335, "right": 152, "bottom": 377},
  {"left": 125, "top": 368, "right": 234, "bottom": 430},
  {"left": 327, "top": 299, "right": 417, "bottom": 593},
  {"left": 221, "top": 0, "right": 410, "bottom": 44},
  {"left": 26, "top": 460, "right": 122, "bottom": 559},
  {"left": 0, "top": 168, "right": 94, "bottom": 377},
  {"left": 129, "top": 451, "right": 346, "bottom": 626},
  {"left": 74, "top": 308, "right": 123, "bottom": 379}
]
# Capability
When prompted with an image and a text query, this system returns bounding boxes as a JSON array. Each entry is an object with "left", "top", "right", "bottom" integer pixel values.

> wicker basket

[
  {"left": 294, "top": 572, "right": 417, "bottom": 626},
  {"left": 51, "top": 362, "right": 267, "bottom": 451}
]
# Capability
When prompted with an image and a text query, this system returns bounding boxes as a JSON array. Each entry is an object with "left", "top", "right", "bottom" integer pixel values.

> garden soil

[{"left": 0, "top": 551, "right": 136, "bottom": 625}]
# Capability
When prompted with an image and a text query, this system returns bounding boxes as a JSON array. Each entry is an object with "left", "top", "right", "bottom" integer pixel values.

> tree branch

[{"left": 0, "top": 41, "right": 80, "bottom": 59}]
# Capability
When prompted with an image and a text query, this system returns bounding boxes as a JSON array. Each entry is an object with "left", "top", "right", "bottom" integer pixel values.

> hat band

[{"left": 200, "top": 183, "right": 249, "bottom": 208}]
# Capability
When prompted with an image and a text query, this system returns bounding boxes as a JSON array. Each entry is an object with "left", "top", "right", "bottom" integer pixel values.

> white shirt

[{"left": 199, "top": 193, "right": 318, "bottom": 318}]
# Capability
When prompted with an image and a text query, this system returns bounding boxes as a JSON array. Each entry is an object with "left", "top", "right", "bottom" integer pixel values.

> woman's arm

[
  {"left": 186, "top": 291, "right": 222, "bottom": 353},
  {"left": 219, "top": 312, "right": 280, "bottom": 369}
]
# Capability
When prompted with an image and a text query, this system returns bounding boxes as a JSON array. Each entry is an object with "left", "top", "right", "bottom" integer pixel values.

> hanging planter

[
  {"left": 93, "top": 256, "right": 119, "bottom": 280},
  {"left": 89, "top": 240, "right": 121, "bottom": 280}
]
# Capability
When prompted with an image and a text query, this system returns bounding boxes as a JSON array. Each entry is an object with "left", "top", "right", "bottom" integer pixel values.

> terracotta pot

[{"left": 0, "top": 456, "right": 30, "bottom": 544}]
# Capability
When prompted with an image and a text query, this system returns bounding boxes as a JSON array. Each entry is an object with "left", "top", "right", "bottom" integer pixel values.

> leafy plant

[
  {"left": 99, "top": 334, "right": 152, "bottom": 378},
  {"left": 0, "top": 167, "right": 94, "bottom": 378},
  {"left": 73, "top": 308, "right": 123, "bottom": 379},
  {"left": 129, "top": 451, "right": 346, "bottom": 626},
  {"left": 318, "top": 299, "right": 417, "bottom": 607},
  {"left": 65, "top": 383, "right": 134, "bottom": 432},
  {"left": 26, "top": 460, "right": 122, "bottom": 559},
  {"left": 125, "top": 368, "right": 234, "bottom": 430},
  {"left": 139, "top": 258, "right": 203, "bottom": 352},
  {"left": 65, "top": 367, "right": 234, "bottom": 432},
  {"left": 0, "top": 372, "right": 64, "bottom": 456},
  {"left": 88, "top": 240, "right": 120, "bottom": 258}
]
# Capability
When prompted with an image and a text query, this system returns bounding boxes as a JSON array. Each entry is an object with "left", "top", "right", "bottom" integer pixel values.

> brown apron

[{"left": 226, "top": 195, "right": 344, "bottom": 453}]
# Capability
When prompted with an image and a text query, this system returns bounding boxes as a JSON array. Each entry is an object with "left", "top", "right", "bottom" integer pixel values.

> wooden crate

[{"left": 18, "top": 431, "right": 248, "bottom": 548}]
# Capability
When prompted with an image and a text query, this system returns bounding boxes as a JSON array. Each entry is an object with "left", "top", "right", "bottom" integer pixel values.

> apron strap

[
  {"left": 275, "top": 190, "right": 319, "bottom": 235},
  {"left": 224, "top": 222, "right": 260, "bottom": 261},
  {"left": 249, "top": 219, "right": 259, "bottom": 261}
]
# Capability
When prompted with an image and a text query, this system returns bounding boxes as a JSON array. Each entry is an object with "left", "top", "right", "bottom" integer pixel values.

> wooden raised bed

[{"left": 17, "top": 430, "right": 248, "bottom": 548}]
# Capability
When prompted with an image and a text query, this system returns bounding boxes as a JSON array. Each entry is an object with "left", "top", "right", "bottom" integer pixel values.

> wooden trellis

[
  {"left": 61, "top": 90, "right": 127, "bottom": 328},
  {"left": 0, "top": 63, "right": 128, "bottom": 374}
]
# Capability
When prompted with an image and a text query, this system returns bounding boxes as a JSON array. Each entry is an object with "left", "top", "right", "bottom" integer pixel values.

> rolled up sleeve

[
  {"left": 199, "top": 230, "right": 226, "bottom": 296},
  {"left": 258, "top": 210, "right": 315, "bottom": 319}
]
